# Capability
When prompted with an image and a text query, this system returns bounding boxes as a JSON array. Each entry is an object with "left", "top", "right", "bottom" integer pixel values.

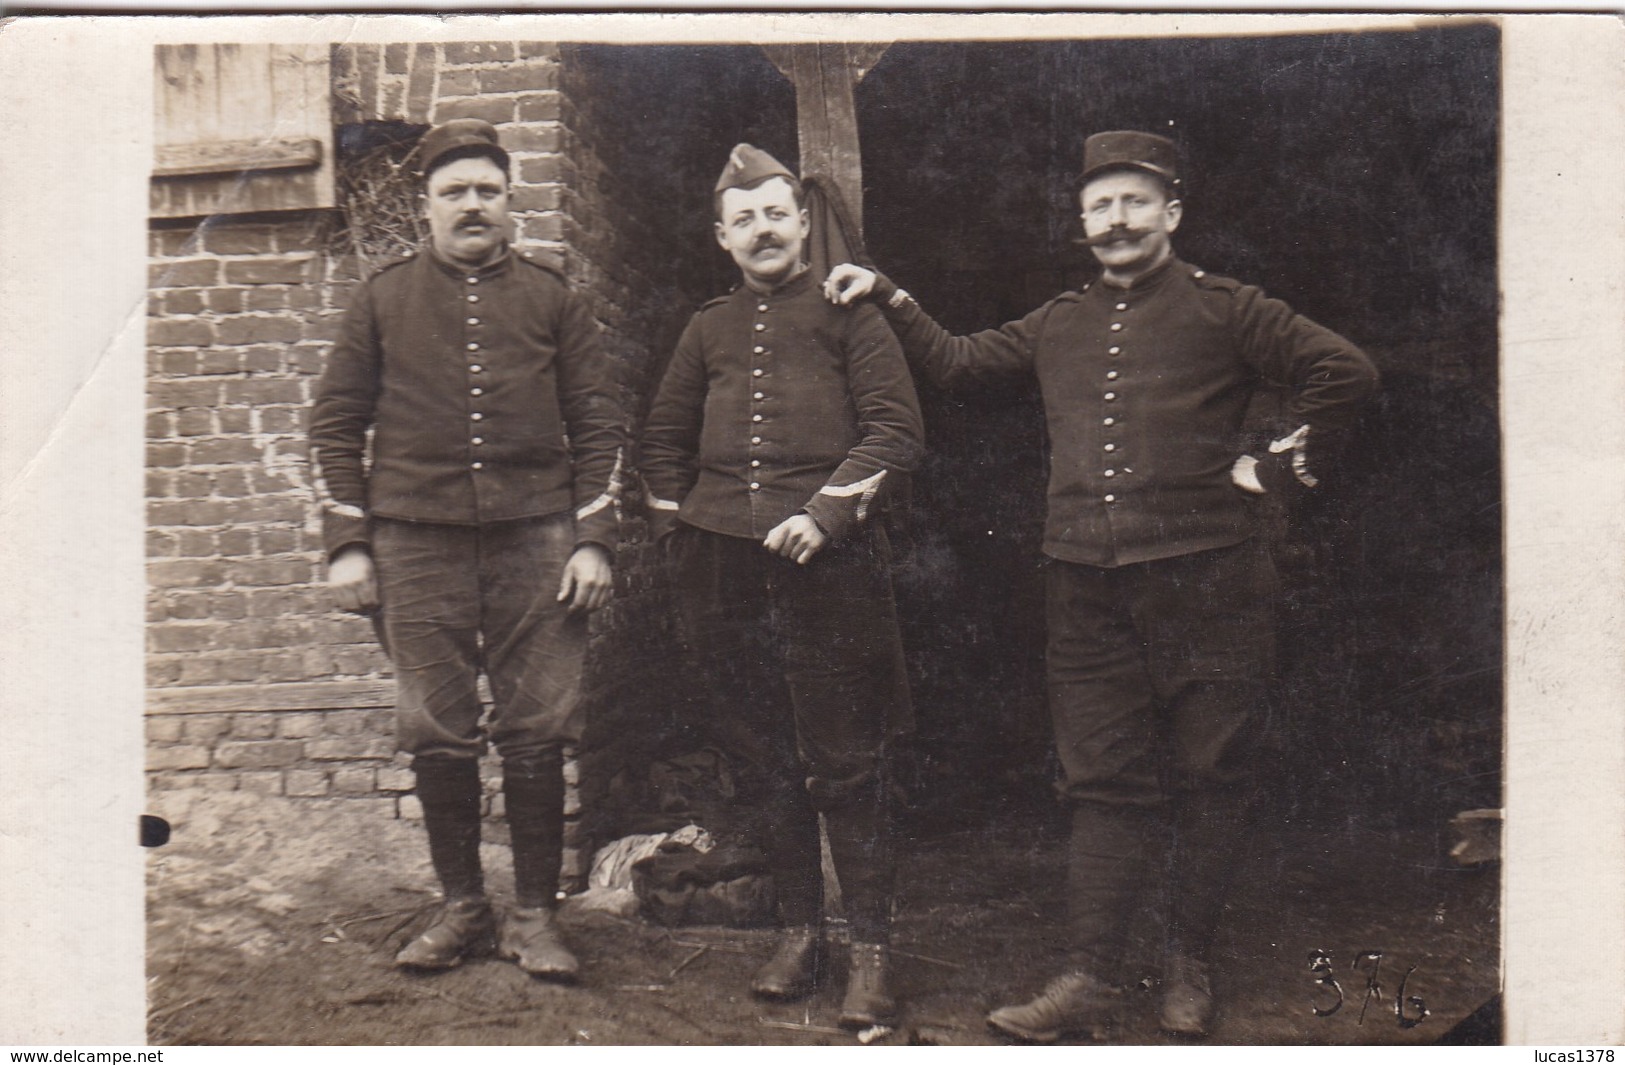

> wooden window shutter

[{"left": 151, "top": 43, "right": 335, "bottom": 219}]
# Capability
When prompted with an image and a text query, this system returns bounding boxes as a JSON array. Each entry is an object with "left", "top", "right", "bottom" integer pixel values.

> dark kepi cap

[
  {"left": 416, "top": 119, "right": 510, "bottom": 178},
  {"left": 715, "top": 143, "right": 796, "bottom": 194},
  {"left": 1080, "top": 130, "right": 1180, "bottom": 188}
]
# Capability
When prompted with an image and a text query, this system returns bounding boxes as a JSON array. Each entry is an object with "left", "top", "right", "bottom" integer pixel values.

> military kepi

[
  {"left": 417, "top": 119, "right": 510, "bottom": 178},
  {"left": 1080, "top": 130, "right": 1180, "bottom": 187},
  {"left": 715, "top": 143, "right": 796, "bottom": 193}
]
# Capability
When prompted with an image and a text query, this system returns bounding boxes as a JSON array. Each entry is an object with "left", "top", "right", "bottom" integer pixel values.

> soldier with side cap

[
  {"left": 310, "top": 119, "right": 625, "bottom": 980},
  {"left": 827, "top": 130, "right": 1379, "bottom": 1041},
  {"left": 641, "top": 144, "right": 924, "bottom": 1029}
]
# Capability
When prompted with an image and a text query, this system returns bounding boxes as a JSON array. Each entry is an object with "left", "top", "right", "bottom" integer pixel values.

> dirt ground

[{"left": 145, "top": 788, "right": 1498, "bottom": 1046}]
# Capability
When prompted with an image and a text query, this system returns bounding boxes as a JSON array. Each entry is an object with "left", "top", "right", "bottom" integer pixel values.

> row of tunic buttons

[
  {"left": 1096, "top": 275, "right": 1222, "bottom": 489},
  {"left": 750, "top": 301, "right": 770, "bottom": 491},
  {"left": 468, "top": 275, "right": 486, "bottom": 469},
  {"left": 1103, "top": 300, "right": 1131, "bottom": 503}
]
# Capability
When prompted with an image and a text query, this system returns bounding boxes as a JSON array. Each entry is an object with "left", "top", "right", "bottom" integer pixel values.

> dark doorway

[
  {"left": 575, "top": 26, "right": 1502, "bottom": 833},
  {"left": 567, "top": 42, "right": 796, "bottom": 404},
  {"left": 855, "top": 26, "right": 1502, "bottom": 827}
]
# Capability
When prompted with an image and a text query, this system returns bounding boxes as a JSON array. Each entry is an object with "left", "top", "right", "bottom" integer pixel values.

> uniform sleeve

[
  {"left": 801, "top": 302, "right": 925, "bottom": 542},
  {"left": 638, "top": 314, "right": 707, "bottom": 543},
  {"left": 309, "top": 281, "right": 382, "bottom": 562},
  {"left": 554, "top": 288, "right": 627, "bottom": 554},
  {"left": 870, "top": 272, "right": 1045, "bottom": 389},
  {"left": 1232, "top": 284, "right": 1380, "bottom": 491}
]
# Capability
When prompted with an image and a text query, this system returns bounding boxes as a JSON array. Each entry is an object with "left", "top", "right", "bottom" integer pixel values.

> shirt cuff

[
  {"left": 803, "top": 469, "right": 888, "bottom": 542},
  {"left": 322, "top": 508, "right": 371, "bottom": 563}
]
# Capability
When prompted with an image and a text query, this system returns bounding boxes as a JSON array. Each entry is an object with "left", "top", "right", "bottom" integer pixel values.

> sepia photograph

[{"left": 3, "top": 9, "right": 1622, "bottom": 1050}]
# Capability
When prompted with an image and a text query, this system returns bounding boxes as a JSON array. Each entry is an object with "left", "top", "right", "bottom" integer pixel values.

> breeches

[
  {"left": 667, "top": 522, "right": 901, "bottom": 810},
  {"left": 1047, "top": 537, "right": 1277, "bottom": 806},
  {"left": 371, "top": 514, "right": 587, "bottom": 761}
]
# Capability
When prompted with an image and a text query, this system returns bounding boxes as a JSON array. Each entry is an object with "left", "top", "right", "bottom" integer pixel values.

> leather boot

[
  {"left": 1159, "top": 953, "right": 1215, "bottom": 1036},
  {"left": 838, "top": 941, "right": 897, "bottom": 1029},
  {"left": 751, "top": 925, "right": 822, "bottom": 1000},
  {"left": 397, "top": 758, "right": 492, "bottom": 970},
  {"left": 412, "top": 755, "right": 486, "bottom": 901},
  {"left": 986, "top": 970, "right": 1121, "bottom": 1043},
  {"left": 1165, "top": 790, "right": 1248, "bottom": 979},
  {"left": 821, "top": 789, "right": 895, "bottom": 947},
  {"left": 395, "top": 896, "right": 496, "bottom": 970},
  {"left": 1065, "top": 802, "right": 1160, "bottom": 980},
  {"left": 502, "top": 750, "right": 565, "bottom": 909},
  {"left": 498, "top": 904, "right": 579, "bottom": 982},
  {"left": 1159, "top": 791, "right": 1246, "bottom": 1036}
]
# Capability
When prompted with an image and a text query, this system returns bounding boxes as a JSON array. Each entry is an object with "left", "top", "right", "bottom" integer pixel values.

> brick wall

[
  {"left": 146, "top": 41, "right": 693, "bottom": 883},
  {"left": 147, "top": 217, "right": 371, "bottom": 690},
  {"left": 146, "top": 216, "right": 401, "bottom": 792}
]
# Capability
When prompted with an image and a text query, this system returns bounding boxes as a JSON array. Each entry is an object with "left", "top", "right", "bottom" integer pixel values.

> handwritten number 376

[{"left": 1308, "top": 949, "right": 1430, "bottom": 1028}]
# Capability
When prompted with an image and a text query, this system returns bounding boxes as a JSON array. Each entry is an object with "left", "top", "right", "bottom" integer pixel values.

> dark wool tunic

[
  {"left": 875, "top": 256, "right": 1379, "bottom": 567},
  {"left": 641, "top": 269, "right": 924, "bottom": 542},
  {"left": 310, "top": 247, "right": 625, "bottom": 559}
]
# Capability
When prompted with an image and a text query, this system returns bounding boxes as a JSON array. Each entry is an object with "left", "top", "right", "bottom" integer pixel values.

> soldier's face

[
  {"left": 715, "top": 178, "right": 809, "bottom": 289},
  {"left": 1079, "top": 170, "right": 1182, "bottom": 276},
  {"left": 424, "top": 155, "right": 510, "bottom": 265}
]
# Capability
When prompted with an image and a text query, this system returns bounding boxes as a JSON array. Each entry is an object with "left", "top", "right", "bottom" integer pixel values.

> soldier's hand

[
  {"left": 763, "top": 514, "right": 828, "bottom": 565},
  {"left": 823, "top": 264, "right": 876, "bottom": 306},
  {"left": 328, "top": 547, "right": 380, "bottom": 614},
  {"left": 558, "top": 544, "right": 614, "bottom": 613}
]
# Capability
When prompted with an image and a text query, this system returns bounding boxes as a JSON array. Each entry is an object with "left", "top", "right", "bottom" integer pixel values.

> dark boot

[
  {"left": 1166, "top": 792, "right": 1245, "bottom": 958},
  {"left": 396, "top": 756, "right": 490, "bottom": 970},
  {"left": 753, "top": 796, "right": 824, "bottom": 931},
  {"left": 413, "top": 755, "right": 487, "bottom": 899},
  {"left": 395, "top": 896, "right": 496, "bottom": 970},
  {"left": 1159, "top": 953, "right": 1215, "bottom": 1036},
  {"left": 751, "top": 925, "right": 822, "bottom": 1000},
  {"left": 1065, "top": 802, "right": 1160, "bottom": 979},
  {"left": 821, "top": 789, "right": 895, "bottom": 948},
  {"left": 501, "top": 750, "right": 565, "bottom": 909},
  {"left": 1161, "top": 791, "right": 1247, "bottom": 1036},
  {"left": 986, "top": 970, "right": 1121, "bottom": 1043},
  {"left": 839, "top": 941, "right": 897, "bottom": 1029}
]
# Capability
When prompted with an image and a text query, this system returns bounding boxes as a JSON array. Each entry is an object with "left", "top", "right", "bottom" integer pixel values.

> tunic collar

[
  {"left": 1097, "top": 252, "right": 1180, "bottom": 293},
  {"left": 741, "top": 264, "right": 815, "bottom": 302},
  {"left": 426, "top": 239, "right": 513, "bottom": 279}
]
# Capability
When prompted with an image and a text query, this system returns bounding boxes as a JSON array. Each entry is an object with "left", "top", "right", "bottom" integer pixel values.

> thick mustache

[
  {"left": 1074, "top": 227, "right": 1153, "bottom": 248},
  {"left": 455, "top": 215, "right": 494, "bottom": 229},
  {"left": 750, "top": 236, "right": 784, "bottom": 254}
]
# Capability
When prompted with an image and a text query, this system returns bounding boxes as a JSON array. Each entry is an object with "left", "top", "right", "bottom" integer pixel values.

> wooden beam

[
  {"left": 847, "top": 42, "right": 891, "bottom": 85},
  {"left": 762, "top": 42, "right": 889, "bottom": 86},
  {"left": 152, "top": 135, "right": 323, "bottom": 179},
  {"left": 760, "top": 42, "right": 890, "bottom": 235}
]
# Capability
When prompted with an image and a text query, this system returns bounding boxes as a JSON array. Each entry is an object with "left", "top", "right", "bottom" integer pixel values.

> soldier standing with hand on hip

[
  {"left": 827, "top": 130, "right": 1378, "bottom": 1041},
  {"left": 310, "top": 119, "right": 624, "bottom": 980},
  {"left": 641, "top": 144, "right": 924, "bottom": 1029}
]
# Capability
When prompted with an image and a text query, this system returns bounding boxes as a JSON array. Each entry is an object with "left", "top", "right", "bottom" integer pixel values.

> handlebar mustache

[{"left": 1073, "top": 228, "right": 1153, "bottom": 248}]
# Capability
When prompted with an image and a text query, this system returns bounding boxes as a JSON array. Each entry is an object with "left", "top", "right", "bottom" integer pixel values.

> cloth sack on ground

[
  {"left": 569, "top": 825, "right": 716, "bottom": 916},
  {"left": 631, "top": 839, "right": 775, "bottom": 927}
]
